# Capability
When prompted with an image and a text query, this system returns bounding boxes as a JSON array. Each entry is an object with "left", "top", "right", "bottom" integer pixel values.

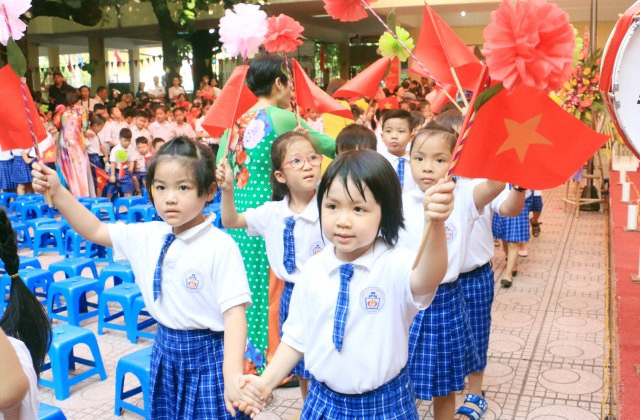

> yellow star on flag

[{"left": 496, "top": 114, "right": 552, "bottom": 163}]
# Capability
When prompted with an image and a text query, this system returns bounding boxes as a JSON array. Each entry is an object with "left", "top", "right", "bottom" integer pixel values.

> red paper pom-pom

[
  {"left": 323, "top": 0, "right": 373, "bottom": 23},
  {"left": 264, "top": 14, "right": 304, "bottom": 54},
  {"left": 482, "top": 0, "right": 575, "bottom": 92}
]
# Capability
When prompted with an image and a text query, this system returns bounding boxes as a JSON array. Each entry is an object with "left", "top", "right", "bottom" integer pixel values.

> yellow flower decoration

[{"left": 378, "top": 26, "right": 414, "bottom": 62}]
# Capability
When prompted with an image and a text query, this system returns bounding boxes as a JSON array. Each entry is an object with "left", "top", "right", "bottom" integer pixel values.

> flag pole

[
  {"left": 412, "top": 65, "right": 490, "bottom": 269},
  {"left": 450, "top": 67, "right": 469, "bottom": 110}
]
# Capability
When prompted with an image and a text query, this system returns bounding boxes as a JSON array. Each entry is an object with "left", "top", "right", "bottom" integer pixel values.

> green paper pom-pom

[
  {"left": 378, "top": 26, "right": 414, "bottom": 62},
  {"left": 115, "top": 149, "right": 128, "bottom": 163}
]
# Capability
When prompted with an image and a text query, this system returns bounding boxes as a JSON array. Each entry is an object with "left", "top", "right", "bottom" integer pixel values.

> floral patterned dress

[
  {"left": 55, "top": 104, "right": 94, "bottom": 197},
  {"left": 217, "top": 106, "right": 335, "bottom": 371}
]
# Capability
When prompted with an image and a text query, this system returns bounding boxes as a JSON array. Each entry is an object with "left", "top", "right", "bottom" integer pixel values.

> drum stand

[{"left": 563, "top": 150, "right": 607, "bottom": 217}]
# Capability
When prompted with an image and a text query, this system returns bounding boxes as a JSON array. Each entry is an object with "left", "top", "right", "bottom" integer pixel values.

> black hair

[
  {"left": 93, "top": 103, "right": 106, "bottom": 112},
  {"left": 96, "top": 86, "right": 107, "bottom": 93},
  {"left": 410, "top": 124, "right": 458, "bottom": 154},
  {"left": 410, "top": 111, "right": 426, "bottom": 131},
  {"left": 381, "top": 109, "right": 414, "bottom": 131},
  {"left": 174, "top": 107, "right": 186, "bottom": 114},
  {"left": 152, "top": 138, "right": 165, "bottom": 149},
  {"left": 155, "top": 104, "right": 167, "bottom": 113},
  {"left": 350, "top": 105, "right": 364, "bottom": 121},
  {"left": 89, "top": 114, "right": 106, "bottom": 128},
  {"left": 119, "top": 128, "right": 132, "bottom": 139},
  {"left": 335, "top": 124, "right": 377, "bottom": 154},
  {"left": 134, "top": 110, "right": 148, "bottom": 119},
  {"left": 317, "top": 150, "right": 404, "bottom": 246},
  {"left": 0, "top": 209, "right": 51, "bottom": 377},
  {"left": 247, "top": 54, "right": 289, "bottom": 97},
  {"left": 123, "top": 107, "right": 136, "bottom": 119},
  {"left": 79, "top": 85, "right": 90, "bottom": 92},
  {"left": 435, "top": 109, "right": 464, "bottom": 134},
  {"left": 64, "top": 91, "right": 79, "bottom": 107},
  {"left": 135, "top": 136, "right": 149, "bottom": 145},
  {"left": 270, "top": 131, "right": 317, "bottom": 201},
  {"left": 146, "top": 137, "right": 216, "bottom": 203},
  {"left": 107, "top": 105, "right": 119, "bottom": 116}
]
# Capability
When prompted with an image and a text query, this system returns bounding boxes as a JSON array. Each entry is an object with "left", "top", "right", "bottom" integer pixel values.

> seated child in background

[
  {"left": 335, "top": 124, "right": 377, "bottom": 155},
  {"left": 173, "top": 107, "right": 196, "bottom": 140},
  {"left": 305, "top": 108, "right": 323, "bottom": 133},
  {"left": 133, "top": 136, "right": 151, "bottom": 195},
  {"left": 105, "top": 128, "right": 135, "bottom": 199},
  {"left": 130, "top": 110, "right": 152, "bottom": 142}
]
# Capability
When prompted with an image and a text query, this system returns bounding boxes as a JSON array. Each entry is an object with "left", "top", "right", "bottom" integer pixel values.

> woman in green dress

[{"left": 217, "top": 54, "right": 335, "bottom": 372}]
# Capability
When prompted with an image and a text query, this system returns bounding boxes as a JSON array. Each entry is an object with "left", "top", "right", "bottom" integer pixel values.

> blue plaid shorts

[
  {"left": 528, "top": 194, "right": 543, "bottom": 213},
  {"left": 150, "top": 325, "right": 249, "bottom": 420},
  {"left": 104, "top": 171, "right": 135, "bottom": 196},
  {"left": 0, "top": 159, "right": 15, "bottom": 190},
  {"left": 459, "top": 262, "right": 494, "bottom": 372},
  {"left": 408, "top": 280, "right": 480, "bottom": 400},
  {"left": 12, "top": 157, "right": 32, "bottom": 184},
  {"left": 301, "top": 367, "right": 418, "bottom": 419},
  {"left": 279, "top": 281, "right": 311, "bottom": 379},
  {"left": 492, "top": 198, "right": 530, "bottom": 243}
]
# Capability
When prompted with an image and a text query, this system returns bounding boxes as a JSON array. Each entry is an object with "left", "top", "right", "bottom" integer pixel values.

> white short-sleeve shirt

[
  {"left": 282, "top": 240, "right": 434, "bottom": 394},
  {"left": 398, "top": 180, "right": 480, "bottom": 284},
  {"left": 148, "top": 121, "right": 177, "bottom": 142},
  {"left": 108, "top": 216, "right": 252, "bottom": 330},
  {"left": 378, "top": 148, "right": 417, "bottom": 193},
  {"left": 244, "top": 195, "right": 324, "bottom": 284},
  {"left": 1, "top": 337, "right": 39, "bottom": 420}
]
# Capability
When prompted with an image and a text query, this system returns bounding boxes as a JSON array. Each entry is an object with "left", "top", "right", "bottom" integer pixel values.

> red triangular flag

[
  {"left": 333, "top": 57, "right": 391, "bottom": 99},
  {"left": 292, "top": 59, "right": 353, "bottom": 119},
  {"left": 0, "top": 66, "right": 48, "bottom": 151},
  {"left": 201, "top": 65, "right": 258, "bottom": 138},
  {"left": 384, "top": 57, "right": 400, "bottom": 92},
  {"left": 411, "top": 4, "right": 482, "bottom": 91},
  {"left": 452, "top": 85, "right": 609, "bottom": 190}
]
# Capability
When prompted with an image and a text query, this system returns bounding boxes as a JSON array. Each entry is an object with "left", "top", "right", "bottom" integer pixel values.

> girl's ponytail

[{"left": 0, "top": 209, "right": 51, "bottom": 376}]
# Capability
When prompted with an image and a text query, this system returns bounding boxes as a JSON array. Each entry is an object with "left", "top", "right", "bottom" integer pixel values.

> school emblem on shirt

[
  {"left": 445, "top": 224, "right": 456, "bottom": 243},
  {"left": 310, "top": 241, "right": 324, "bottom": 256},
  {"left": 182, "top": 270, "right": 204, "bottom": 292},
  {"left": 360, "top": 287, "right": 385, "bottom": 313}
]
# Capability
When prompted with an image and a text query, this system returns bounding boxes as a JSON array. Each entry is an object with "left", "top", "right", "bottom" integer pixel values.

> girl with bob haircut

[
  {"left": 31, "top": 137, "right": 255, "bottom": 419},
  {"left": 236, "top": 150, "right": 455, "bottom": 419}
]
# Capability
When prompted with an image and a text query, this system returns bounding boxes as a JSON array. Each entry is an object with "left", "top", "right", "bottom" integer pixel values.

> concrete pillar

[
  {"left": 47, "top": 46, "right": 60, "bottom": 69},
  {"left": 27, "top": 42, "right": 41, "bottom": 92},
  {"left": 88, "top": 37, "right": 107, "bottom": 91},
  {"left": 339, "top": 42, "right": 350, "bottom": 80},
  {"left": 129, "top": 48, "right": 140, "bottom": 93}
]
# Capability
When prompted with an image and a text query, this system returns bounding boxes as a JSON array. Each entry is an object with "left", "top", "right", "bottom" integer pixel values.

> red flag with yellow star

[{"left": 452, "top": 84, "right": 609, "bottom": 190}]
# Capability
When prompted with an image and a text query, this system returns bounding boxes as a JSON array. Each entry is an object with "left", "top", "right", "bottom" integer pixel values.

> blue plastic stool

[
  {"left": 88, "top": 243, "right": 113, "bottom": 263},
  {"left": 91, "top": 202, "right": 116, "bottom": 222},
  {"left": 38, "top": 403, "right": 67, "bottom": 420},
  {"left": 19, "top": 268, "right": 55, "bottom": 302},
  {"left": 0, "top": 191, "right": 17, "bottom": 207},
  {"left": 47, "top": 277, "right": 102, "bottom": 326},
  {"left": 48, "top": 257, "right": 98, "bottom": 279},
  {"left": 21, "top": 201, "right": 51, "bottom": 221},
  {"left": 114, "top": 346, "right": 151, "bottom": 418},
  {"left": 130, "top": 295, "right": 156, "bottom": 343},
  {"left": 97, "top": 283, "right": 141, "bottom": 338},
  {"left": 64, "top": 229, "right": 88, "bottom": 258},
  {"left": 33, "top": 223, "right": 66, "bottom": 256},
  {"left": 39, "top": 324, "right": 107, "bottom": 400},
  {"left": 114, "top": 196, "right": 146, "bottom": 220},
  {"left": 78, "top": 197, "right": 110, "bottom": 210},
  {"left": 25, "top": 217, "right": 58, "bottom": 231},
  {"left": 11, "top": 221, "right": 33, "bottom": 249},
  {"left": 1, "top": 256, "right": 42, "bottom": 274},
  {"left": 98, "top": 262, "right": 134, "bottom": 289},
  {"left": 126, "top": 203, "right": 156, "bottom": 223}
]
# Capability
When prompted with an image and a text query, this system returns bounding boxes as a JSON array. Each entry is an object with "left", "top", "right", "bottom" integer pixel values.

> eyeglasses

[{"left": 280, "top": 153, "right": 323, "bottom": 170}]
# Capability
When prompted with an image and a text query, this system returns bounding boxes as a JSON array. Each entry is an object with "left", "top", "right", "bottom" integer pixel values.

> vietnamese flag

[
  {"left": 377, "top": 96, "right": 399, "bottom": 110},
  {"left": 452, "top": 84, "right": 609, "bottom": 190},
  {"left": 411, "top": 4, "right": 482, "bottom": 91},
  {"left": 0, "top": 65, "right": 48, "bottom": 151},
  {"left": 41, "top": 143, "right": 56, "bottom": 163},
  {"left": 95, "top": 166, "right": 109, "bottom": 191},
  {"left": 384, "top": 58, "right": 400, "bottom": 92},
  {"left": 292, "top": 59, "right": 352, "bottom": 119},
  {"left": 333, "top": 57, "right": 391, "bottom": 99}
]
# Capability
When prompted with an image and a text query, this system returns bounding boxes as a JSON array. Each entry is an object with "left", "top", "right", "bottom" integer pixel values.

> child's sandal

[
  {"left": 531, "top": 220, "right": 541, "bottom": 237},
  {"left": 500, "top": 278, "right": 512, "bottom": 288},
  {"left": 455, "top": 393, "right": 488, "bottom": 419}
]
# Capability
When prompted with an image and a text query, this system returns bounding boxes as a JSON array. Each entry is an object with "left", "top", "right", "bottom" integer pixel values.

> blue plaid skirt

[
  {"left": 12, "top": 157, "right": 32, "bottom": 184},
  {"left": 459, "top": 262, "right": 494, "bottom": 372},
  {"left": 0, "top": 159, "right": 15, "bottom": 190},
  {"left": 280, "top": 281, "right": 311, "bottom": 379},
  {"left": 408, "top": 280, "right": 479, "bottom": 400},
  {"left": 528, "top": 194, "right": 543, "bottom": 213},
  {"left": 301, "top": 367, "right": 418, "bottom": 419},
  {"left": 150, "top": 325, "right": 249, "bottom": 420},
  {"left": 492, "top": 198, "right": 530, "bottom": 243}
]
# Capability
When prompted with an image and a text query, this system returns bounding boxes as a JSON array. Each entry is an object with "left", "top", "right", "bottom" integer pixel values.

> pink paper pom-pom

[
  {"left": 0, "top": 0, "right": 31, "bottom": 46},
  {"left": 264, "top": 14, "right": 304, "bottom": 54},
  {"left": 219, "top": 3, "right": 268, "bottom": 59},
  {"left": 323, "top": 0, "right": 374, "bottom": 23},
  {"left": 482, "top": 0, "right": 575, "bottom": 92}
]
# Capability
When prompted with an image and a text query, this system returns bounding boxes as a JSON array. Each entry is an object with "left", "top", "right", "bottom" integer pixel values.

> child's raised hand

[
  {"left": 215, "top": 160, "right": 234, "bottom": 192},
  {"left": 423, "top": 178, "right": 455, "bottom": 222},
  {"left": 31, "top": 162, "right": 62, "bottom": 198}
]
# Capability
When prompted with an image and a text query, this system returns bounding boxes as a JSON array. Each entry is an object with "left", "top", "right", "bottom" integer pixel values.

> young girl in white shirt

[
  {"left": 398, "top": 125, "right": 505, "bottom": 420},
  {"left": 0, "top": 208, "right": 52, "bottom": 420},
  {"left": 217, "top": 131, "right": 324, "bottom": 400},
  {"left": 236, "top": 150, "right": 455, "bottom": 418},
  {"left": 31, "top": 138, "right": 256, "bottom": 419}
]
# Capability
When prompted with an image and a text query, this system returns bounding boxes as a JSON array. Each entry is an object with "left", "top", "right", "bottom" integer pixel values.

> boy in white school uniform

[{"left": 378, "top": 109, "right": 417, "bottom": 192}]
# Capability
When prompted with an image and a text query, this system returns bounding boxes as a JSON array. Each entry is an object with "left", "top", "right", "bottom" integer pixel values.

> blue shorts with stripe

[
  {"left": 529, "top": 195, "right": 543, "bottom": 213},
  {"left": 0, "top": 159, "right": 15, "bottom": 190},
  {"left": 150, "top": 325, "right": 249, "bottom": 420},
  {"left": 12, "top": 157, "right": 32, "bottom": 184},
  {"left": 302, "top": 367, "right": 418, "bottom": 419},
  {"left": 279, "top": 281, "right": 311, "bottom": 379},
  {"left": 408, "top": 280, "right": 479, "bottom": 400},
  {"left": 492, "top": 198, "right": 530, "bottom": 243},
  {"left": 459, "top": 262, "right": 494, "bottom": 372},
  {"left": 104, "top": 171, "right": 134, "bottom": 195}
]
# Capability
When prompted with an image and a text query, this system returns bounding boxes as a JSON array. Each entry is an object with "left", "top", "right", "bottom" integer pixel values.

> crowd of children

[{"left": 2, "top": 56, "right": 549, "bottom": 420}]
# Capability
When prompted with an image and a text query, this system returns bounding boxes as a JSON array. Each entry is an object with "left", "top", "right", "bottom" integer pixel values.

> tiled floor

[{"left": 32, "top": 186, "right": 608, "bottom": 419}]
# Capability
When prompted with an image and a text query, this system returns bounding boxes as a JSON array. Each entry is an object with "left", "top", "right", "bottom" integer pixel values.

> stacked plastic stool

[
  {"left": 39, "top": 324, "right": 107, "bottom": 400},
  {"left": 97, "top": 282, "right": 141, "bottom": 338},
  {"left": 11, "top": 221, "right": 32, "bottom": 249},
  {"left": 21, "top": 201, "right": 51, "bottom": 221},
  {"left": 48, "top": 257, "right": 98, "bottom": 280},
  {"left": 114, "top": 346, "right": 152, "bottom": 418},
  {"left": 38, "top": 403, "right": 67, "bottom": 420},
  {"left": 126, "top": 203, "right": 156, "bottom": 223},
  {"left": 47, "top": 276, "right": 102, "bottom": 326},
  {"left": 130, "top": 295, "right": 157, "bottom": 343},
  {"left": 114, "top": 196, "right": 146, "bottom": 221},
  {"left": 33, "top": 222, "right": 67, "bottom": 256},
  {"left": 0, "top": 191, "right": 17, "bottom": 207},
  {"left": 91, "top": 202, "right": 116, "bottom": 222},
  {"left": 98, "top": 262, "right": 134, "bottom": 289}
]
